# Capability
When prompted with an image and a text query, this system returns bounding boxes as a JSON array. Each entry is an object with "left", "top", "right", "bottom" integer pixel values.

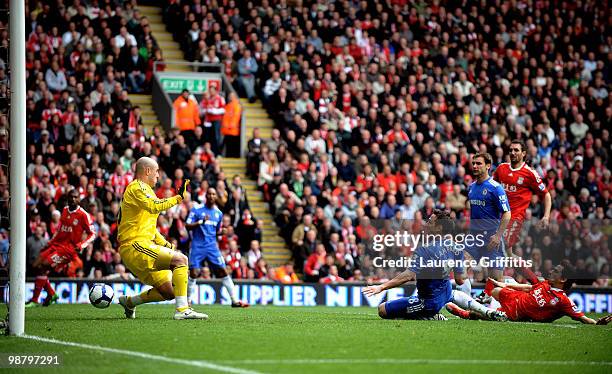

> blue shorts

[
  {"left": 189, "top": 245, "right": 226, "bottom": 270},
  {"left": 383, "top": 296, "right": 442, "bottom": 320},
  {"left": 464, "top": 240, "right": 505, "bottom": 270}
]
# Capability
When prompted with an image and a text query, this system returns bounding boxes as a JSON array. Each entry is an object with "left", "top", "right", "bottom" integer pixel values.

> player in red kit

[
  {"left": 26, "top": 189, "right": 95, "bottom": 307},
  {"left": 493, "top": 140, "right": 552, "bottom": 251},
  {"left": 446, "top": 264, "right": 612, "bottom": 325}
]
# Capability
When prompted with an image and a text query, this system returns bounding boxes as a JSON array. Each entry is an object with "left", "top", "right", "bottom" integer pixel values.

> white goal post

[{"left": 8, "top": 0, "right": 27, "bottom": 336}]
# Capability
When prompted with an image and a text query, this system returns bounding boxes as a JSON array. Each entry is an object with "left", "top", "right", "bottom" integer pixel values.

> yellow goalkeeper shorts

[{"left": 119, "top": 241, "right": 174, "bottom": 287}]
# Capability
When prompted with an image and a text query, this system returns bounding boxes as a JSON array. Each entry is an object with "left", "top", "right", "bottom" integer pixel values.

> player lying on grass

[
  {"left": 185, "top": 187, "right": 248, "bottom": 307},
  {"left": 26, "top": 189, "right": 95, "bottom": 307},
  {"left": 117, "top": 157, "right": 208, "bottom": 320},
  {"left": 446, "top": 264, "right": 612, "bottom": 325},
  {"left": 362, "top": 210, "right": 507, "bottom": 321}
]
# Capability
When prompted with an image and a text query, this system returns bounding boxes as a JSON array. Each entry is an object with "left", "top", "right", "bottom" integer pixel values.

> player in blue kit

[
  {"left": 363, "top": 210, "right": 506, "bottom": 321},
  {"left": 466, "top": 152, "right": 511, "bottom": 282},
  {"left": 186, "top": 187, "right": 249, "bottom": 307}
]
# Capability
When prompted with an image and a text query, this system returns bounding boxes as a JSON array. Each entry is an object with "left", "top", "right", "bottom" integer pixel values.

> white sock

[
  {"left": 452, "top": 290, "right": 493, "bottom": 316},
  {"left": 175, "top": 296, "right": 188, "bottom": 310},
  {"left": 222, "top": 275, "right": 238, "bottom": 303},
  {"left": 489, "top": 297, "right": 501, "bottom": 310},
  {"left": 187, "top": 278, "right": 197, "bottom": 301},
  {"left": 456, "top": 279, "right": 472, "bottom": 296}
]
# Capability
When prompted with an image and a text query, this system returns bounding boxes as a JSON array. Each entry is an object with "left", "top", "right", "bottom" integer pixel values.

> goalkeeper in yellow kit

[{"left": 117, "top": 157, "right": 208, "bottom": 320}]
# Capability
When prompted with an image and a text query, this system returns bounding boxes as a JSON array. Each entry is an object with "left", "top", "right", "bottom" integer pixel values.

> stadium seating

[{"left": 9, "top": 0, "right": 610, "bottom": 287}]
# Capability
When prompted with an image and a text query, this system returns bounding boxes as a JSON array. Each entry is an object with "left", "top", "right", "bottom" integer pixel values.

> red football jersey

[
  {"left": 48, "top": 206, "right": 95, "bottom": 251},
  {"left": 201, "top": 94, "right": 226, "bottom": 122},
  {"left": 493, "top": 162, "right": 548, "bottom": 220},
  {"left": 513, "top": 281, "right": 584, "bottom": 322}
]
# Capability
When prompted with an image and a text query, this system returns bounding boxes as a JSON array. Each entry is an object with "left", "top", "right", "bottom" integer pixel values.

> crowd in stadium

[
  {"left": 168, "top": 0, "right": 611, "bottom": 285},
  {"left": 1, "top": 0, "right": 609, "bottom": 287}
]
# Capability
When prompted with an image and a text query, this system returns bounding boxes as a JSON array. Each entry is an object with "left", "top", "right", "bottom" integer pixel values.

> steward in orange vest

[
  {"left": 221, "top": 92, "right": 242, "bottom": 136},
  {"left": 222, "top": 92, "right": 242, "bottom": 156},
  {"left": 173, "top": 89, "right": 201, "bottom": 131}
]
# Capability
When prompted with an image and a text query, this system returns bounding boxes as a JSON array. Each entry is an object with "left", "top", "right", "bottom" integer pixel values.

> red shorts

[
  {"left": 40, "top": 243, "right": 77, "bottom": 272},
  {"left": 504, "top": 218, "right": 524, "bottom": 248},
  {"left": 497, "top": 287, "right": 522, "bottom": 321}
]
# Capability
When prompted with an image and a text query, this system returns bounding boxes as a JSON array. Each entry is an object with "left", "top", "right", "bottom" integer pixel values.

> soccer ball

[{"left": 89, "top": 283, "right": 114, "bottom": 309}]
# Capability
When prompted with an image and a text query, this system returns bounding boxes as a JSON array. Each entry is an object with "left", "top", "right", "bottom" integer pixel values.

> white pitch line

[
  {"left": 219, "top": 358, "right": 612, "bottom": 367},
  {"left": 20, "top": 335, "right": 263, "bottom": 374}
]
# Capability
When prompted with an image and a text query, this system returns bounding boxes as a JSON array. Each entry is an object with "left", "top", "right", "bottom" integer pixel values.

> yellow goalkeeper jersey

[{"left": 118, "top": 179, "right": 181, "bottom": 247}]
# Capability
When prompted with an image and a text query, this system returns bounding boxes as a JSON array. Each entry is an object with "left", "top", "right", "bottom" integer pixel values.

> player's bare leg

[
  {"left": 26, "top": 257, "right": 58, "bottom": 308},
  {"left": 214, "top": 267, "right": 249, "bottom": 307}
]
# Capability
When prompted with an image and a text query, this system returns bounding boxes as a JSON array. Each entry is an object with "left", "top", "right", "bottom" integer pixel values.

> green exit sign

[{"left": 160, "top": 77, "right": 221, "bottom": 94}]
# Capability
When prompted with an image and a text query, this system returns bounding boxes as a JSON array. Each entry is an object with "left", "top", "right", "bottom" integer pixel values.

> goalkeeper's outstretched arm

[{"left": 133, "top": 185, "right": 182, "bottom": 214}]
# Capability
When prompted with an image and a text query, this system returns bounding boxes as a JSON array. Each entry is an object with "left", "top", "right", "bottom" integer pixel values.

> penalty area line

[
  {"left": 218, "top": 358, "right": 612, "bottom": 367},
  {"left": 20, "top": 334, "right": 263, "bottom": 374}
]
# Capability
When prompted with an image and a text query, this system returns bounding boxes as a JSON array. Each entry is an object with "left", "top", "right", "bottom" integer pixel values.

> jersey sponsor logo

[
  {"left": 469, "top": 199, "right": 486, "bottom": 206},
  {"left": 533, "top": 287, "right": 546, "bottom": 307},
  {"left": 61, "top": 225, "right": 73, "bottom": 233},
  {"left": 204, "top": 220, "right": 218, "bottom": 226},
  {"left": 502, "top": 182, "right": 517, "bottom": 192},
  {"left": 50, "top": 253, "right": 68, "bottom": 265}
]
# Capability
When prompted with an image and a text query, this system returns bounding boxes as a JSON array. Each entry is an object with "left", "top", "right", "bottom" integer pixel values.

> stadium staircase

[
  {"left": 129, "top": 5, "right": 191, "bottom": 132},
  {"left": 220, "top": 101, "right": 291, "bottom": 267},
  {"left": 133, "top": 4, "right": 292, "bottom": 267}
]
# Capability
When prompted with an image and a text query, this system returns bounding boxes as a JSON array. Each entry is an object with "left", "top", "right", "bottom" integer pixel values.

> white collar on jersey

[{"left": 509, "top": 162, "right": 525, "bottom": 172}]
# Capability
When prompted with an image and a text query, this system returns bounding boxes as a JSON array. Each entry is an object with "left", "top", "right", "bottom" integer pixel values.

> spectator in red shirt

[{"left": 304, "top": 244, "right": 326, "bottom": 283}]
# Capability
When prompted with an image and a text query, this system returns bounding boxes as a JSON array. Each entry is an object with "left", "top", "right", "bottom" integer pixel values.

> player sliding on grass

[
  {"left": 26, "top": 189, "right": 95, "bottom": 307},
  {"left": 362, "top": 210, "right": 507, "bottom": 321},
  {"left": 117, "top": 157, "right": 208, "bottom": 320},
  {"left": 446, "top": 264, "right": 612, "bottom": 325},
  {"left": 185, "top": 187, "right": 248, "bottom": 307}
]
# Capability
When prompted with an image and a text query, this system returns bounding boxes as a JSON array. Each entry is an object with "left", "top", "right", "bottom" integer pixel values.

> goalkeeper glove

[
  {"left": 596, "top": 314, "right": 612, "bottom": 325},
  {"left": 178, "top": 179, "right": 190, "bottom": 199}
]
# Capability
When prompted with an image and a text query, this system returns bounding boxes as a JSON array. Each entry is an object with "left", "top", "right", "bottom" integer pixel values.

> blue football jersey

[
  {"left": 186, "top": 204, "right": 223, "bottom": 248},
  {"left": 407, "top": 243, "right": 465, "bottom": 310},
  {"left": 468, "top": 177, "right": 510, "bottom": 232}
]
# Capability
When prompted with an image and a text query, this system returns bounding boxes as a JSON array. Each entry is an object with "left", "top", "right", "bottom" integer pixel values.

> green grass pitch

[{"left": 1, "top": 304, "right": 611, "bottom": 373}]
